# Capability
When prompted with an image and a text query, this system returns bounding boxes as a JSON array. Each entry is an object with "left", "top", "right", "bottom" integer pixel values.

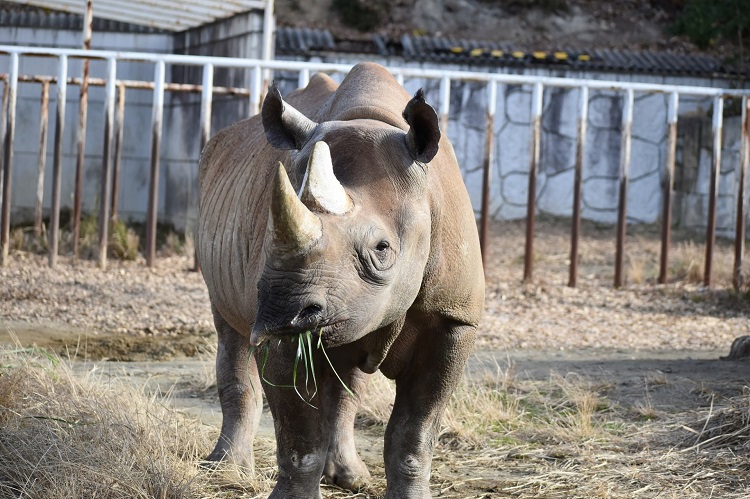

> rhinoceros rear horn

[
  {"left": 268, "top": 163, "right": 322, "bottom": 251},
  {"left": 403, "top": 88, "right": 441, "bottom": 163},
  {"left": 300, "top": 141, "right": 353, "bottom": 215},
  {"left": 262, "top": 83, "right": 317, "bottom": 150}
]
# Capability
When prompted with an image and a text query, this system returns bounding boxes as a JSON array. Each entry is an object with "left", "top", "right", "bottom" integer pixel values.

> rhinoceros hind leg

[
  {"left": 204, "top": 306, "right": 261, "bottom": 471},
  {"left": 322, "top": 356, "right": 372, "bottom": 490}
]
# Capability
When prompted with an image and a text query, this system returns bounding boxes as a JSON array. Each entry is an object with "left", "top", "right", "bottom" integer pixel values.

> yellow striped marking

[
  {"left": 490, "top": 49, "right": 504, "bottom": 57},
  {"left": 554, "top": 52, "right": 568, "bottom": 60},
  {"left": 470, "top": 48, "right": 484, "bottom": 57},
  {"left": 450, "top": 47, "right": 464, "bottom": 53},
  {"left": 578, "top": 54, "right": 591, "bottom": 61},
  {"left": 532, "top": 51, "right": 547, "bottom": 59},
  {"left": 512, "top": 50, "right": 525, "bottom": 58}
]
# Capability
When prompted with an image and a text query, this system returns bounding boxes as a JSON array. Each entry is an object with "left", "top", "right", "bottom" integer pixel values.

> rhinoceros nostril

[{"left": 293, "top": 303, "right": 324, "bottom": 327}]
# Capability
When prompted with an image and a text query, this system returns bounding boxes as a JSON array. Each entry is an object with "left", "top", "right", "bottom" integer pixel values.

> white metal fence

[{"left": 0, "top": 45, "right": 749, "bottom": 288}]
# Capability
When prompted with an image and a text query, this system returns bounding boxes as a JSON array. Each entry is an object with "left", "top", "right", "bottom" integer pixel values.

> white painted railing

[{"left": 0, "top": 45, "right": 748, "bottom": 290}]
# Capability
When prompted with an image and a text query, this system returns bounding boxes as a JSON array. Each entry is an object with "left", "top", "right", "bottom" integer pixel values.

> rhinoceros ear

[
  {"left": 403, "top": 88, "right": 441, "bottom": 163},
  {"left": 299, "top": 141, "right": 353, "bottom": 215},
  {"left": 268, "top": 162, "right": 322, "bottom": 251},
  {"left": 262, "top": 84, "right": 317, "bottom": 150}
]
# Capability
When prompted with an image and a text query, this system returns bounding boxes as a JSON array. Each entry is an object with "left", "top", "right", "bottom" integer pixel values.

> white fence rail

[{"left": 0, "top": 45, "right": 749, "bottom": 289}]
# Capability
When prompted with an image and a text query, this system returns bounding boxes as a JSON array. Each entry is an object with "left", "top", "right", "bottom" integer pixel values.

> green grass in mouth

[{"left": 248, "top": 330, "right": 353, "bottom": 409}]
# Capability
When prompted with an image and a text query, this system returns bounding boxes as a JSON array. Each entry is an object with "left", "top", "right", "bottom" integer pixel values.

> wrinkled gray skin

[{"left": 197, "top": 62, "right": 484, "bottom": 498}]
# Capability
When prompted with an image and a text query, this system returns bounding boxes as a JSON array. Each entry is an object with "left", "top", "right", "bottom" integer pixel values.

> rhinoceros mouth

[{"left": 250, "top": 319, "right": 348, "bottom": 347}]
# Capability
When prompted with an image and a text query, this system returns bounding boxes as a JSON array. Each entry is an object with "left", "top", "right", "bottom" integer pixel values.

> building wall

[
  {"left": 0, "top": 25, "right": 173, "bottom": 227},
  {"left": 2, "top": 23, "right": 747, "bottom": 239}
]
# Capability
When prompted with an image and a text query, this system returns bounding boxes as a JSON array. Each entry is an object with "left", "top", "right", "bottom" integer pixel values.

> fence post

[
  {"left": 111, "top": 83, "right": 125, "bottom": 221},
  {"left": 73, "top": 0, "right": 93, "bottom": 258},
  {"left": 524, "top": 82, "right": 543, "bottom": 282},
  {"left": 49, "top": 55, "right": 67, "bottom": 268},
  {"left": 250, "top": 65, "right": 262, "bottom": 117},
  {"left": 704, "top": 96, "right": 724, "bottom": 287},
  {"left": 568, "top": 86, "right": 588, "bottom": 287},
  {"left": 97, "top": 57, "right": 116, "bottom": 269},
  {"left": 479, "top": 80, "right": 497, "bottom": 269},
  {"left": 34, "top": 80, "right": 50, "bottom": 236},
  {"left": 614, "top": 89, "right": 634, "bottom": 288},
  {"left": 658, "top": 92, "right": 679, "bottom": 284},
  {"left": 0, "top": 52, "right": 18, "bottom": 267},
  {"left": 145, "top": 60, "right": 165, "bottom": 267},
  {"left": 298, "top": 68, "right": 309, "bottom": 89},
  {"left": 439, "top": 77, "right": 450, "bottom": 135},
  {"left": 734, "top": 96, "right": 750, "bottom": 291}
]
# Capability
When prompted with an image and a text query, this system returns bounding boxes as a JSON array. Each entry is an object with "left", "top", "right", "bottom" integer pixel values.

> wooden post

[
  {"left": 704, "top": 96, "right": 724, "bottom": 288},
  {"left": 97, "top": 58, "right": 117, "bottom": 269},
  {"left": 658, "top": 92, "right": 679, "bottom": 284},
  {"left": 0, "top": 53, "right": 18, "bottom": 267},
  {"left": 734, "top": 97, "right": 750, "bottom": 290},
  {"left": 614, "top": 89, "right": 634, "bottom": 288},
  {"left": 568, "top": 86, "right": 588, "bottom": 287},
  {"left": 49, "top": 56, "right": 68, "bottom": 268},
  {"left": 479, "top": 80, "right": 497, "bottom": 269},
  {"left": 145, "top": 60, "right": 165, "bottom": 267},
  {"left": 73, "top": 0, "right": 93, "bottom": 257},
  {"left": 524, "top": 82, "right": 543, "bottom": 282}
]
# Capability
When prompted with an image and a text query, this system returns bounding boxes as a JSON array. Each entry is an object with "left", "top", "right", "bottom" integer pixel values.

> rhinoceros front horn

[
  {"left": 299, "top": 141, "right": 353, "bottom": 215},
  {"left": 268, "top": 163, "right": 322, "bottom": 251}
]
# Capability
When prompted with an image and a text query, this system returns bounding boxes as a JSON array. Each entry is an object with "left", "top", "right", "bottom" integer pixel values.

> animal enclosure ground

[{"left": 2, "top": 219, "right": 750, "bottom": 497}]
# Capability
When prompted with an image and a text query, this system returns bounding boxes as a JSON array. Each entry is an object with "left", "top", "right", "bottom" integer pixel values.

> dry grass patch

[{"left": 0, "top": 346, "right": 275, "bottom": 498}]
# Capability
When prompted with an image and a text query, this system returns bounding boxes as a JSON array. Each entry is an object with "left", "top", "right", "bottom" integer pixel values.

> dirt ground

[{"left": 3, "top": 219, "right": 750, "bottom": 497}]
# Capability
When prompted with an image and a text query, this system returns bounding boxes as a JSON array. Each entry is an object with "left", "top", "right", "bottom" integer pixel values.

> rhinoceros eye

[{"left": 367, "top": 240, "right": 394, "bottom": 274}]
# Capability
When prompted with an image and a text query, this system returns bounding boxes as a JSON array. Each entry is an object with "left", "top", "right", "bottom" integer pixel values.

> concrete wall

[{"left": 276, "top": 54, "right": 749, "bottom": 238}]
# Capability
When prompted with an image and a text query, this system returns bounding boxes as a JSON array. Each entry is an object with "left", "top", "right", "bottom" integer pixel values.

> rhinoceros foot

[
  {"left": 201, "top": 445, "right": 254, "bottom": 473},
  {"left": 322, "top": 453, "right": 371, "bottom": 491}
]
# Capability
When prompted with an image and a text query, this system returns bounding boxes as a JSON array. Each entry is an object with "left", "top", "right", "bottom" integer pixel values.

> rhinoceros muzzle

[{"left": 250, "top": 300, "right": 328, "bottom": 346}]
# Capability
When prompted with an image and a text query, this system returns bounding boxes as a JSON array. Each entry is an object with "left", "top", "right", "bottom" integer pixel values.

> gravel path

[{"left": 2, "top": 220, "right": 748, "bottom": 354}]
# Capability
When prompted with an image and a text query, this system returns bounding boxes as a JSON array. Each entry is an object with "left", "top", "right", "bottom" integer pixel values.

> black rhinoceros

[{"left": 197, "top": 62, "right": 484, "bottom": 498}]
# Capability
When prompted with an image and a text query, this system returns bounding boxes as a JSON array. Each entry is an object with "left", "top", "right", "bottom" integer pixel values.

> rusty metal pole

[
  {"left": 734, "top": 97, "right": 750, "bottom": 291},
  {"left": 110, "top": 83, "right": 125, "bottom": 221},
  {"left": 73, "top": 0, "right": 93, "bottom": 257},
  {"left": 97, "top": 57, "right": 116, "bottom": 269},
  {"left": 568, "top": 86, "right": 588, "bottom": 288},
  {"left": 479, "top": 80, "right": 497, "bottom": 269},
  {"left": 49, "top": 56, "right": 68, "bottom": 268},
  {"left": 261, "top": 0, "right": 275, "bottom": 100},
  {"left": 0, "top": 52, "right": 18, "bottom": 267},
  {"left": 658, "top": 92, "right": 679, "bottom": 284},
  {"left": 614, "top": 89, "right": 634, "bottom": 288},
  {"left": 194, "top": 63, "right": 214, "bottom": 273},
  {"left": 524, "top": 82, "right": 543, "bottom": 282},
  {"left": 145, "top": 60, "right": 165, "bottom": 267},
  {"left": 704, "top": 96, "right": 724, "bottom": 288},
  {"left": 34, "top": 80, "right": 50, "bottom": 236},
  {"left": 439, "top": 77, "right": 450, "bottom": 135},
  {"left": 0, "top": 78, "right": 8, "bottom": 230}
]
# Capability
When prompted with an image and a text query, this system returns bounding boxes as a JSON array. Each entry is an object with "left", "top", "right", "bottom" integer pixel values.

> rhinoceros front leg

[
  {"left": 321, "top": 349, "right": 371, "bottom": 490},
  {"left": 262, "top": 341, "right": 328, "bottom": 499},
  {"left": 383, "top": 319, "right": 476, "bottom": 498},
  {"left": 205, "top": 306, "right": 262, "bottom": 471}
]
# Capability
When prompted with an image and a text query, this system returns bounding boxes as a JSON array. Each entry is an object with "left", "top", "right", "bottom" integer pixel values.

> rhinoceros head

[{"left": 249, "top": 85, "right": 441, "bottom": 348}]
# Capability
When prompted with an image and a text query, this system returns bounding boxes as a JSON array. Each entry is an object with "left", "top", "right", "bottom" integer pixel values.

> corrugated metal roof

[
  {"left": 4, "top": 0, "right": 266, "bottom": 32},
  {"left": 274, "top": 29, "right": 748, "bottom": 78}
]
